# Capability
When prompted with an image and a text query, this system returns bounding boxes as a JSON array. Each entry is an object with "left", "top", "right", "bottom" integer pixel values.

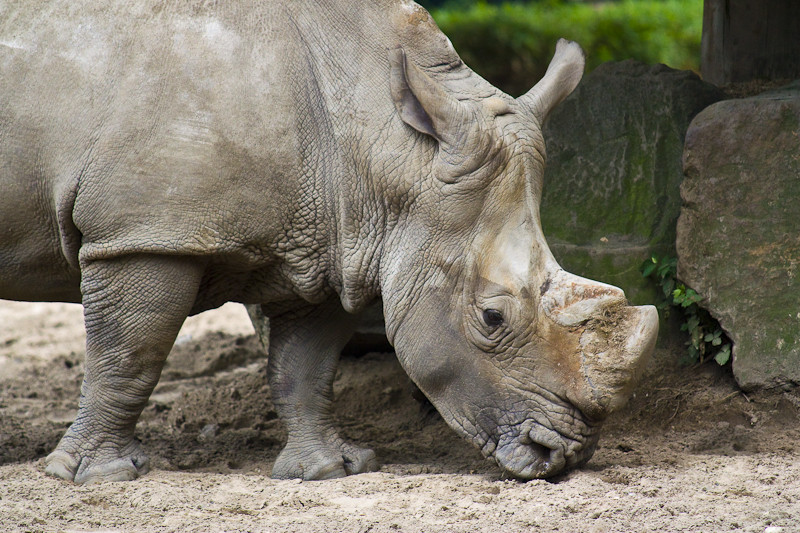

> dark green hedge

[{"left": 430, "top": 0, "right": 702, "bottom": 96}]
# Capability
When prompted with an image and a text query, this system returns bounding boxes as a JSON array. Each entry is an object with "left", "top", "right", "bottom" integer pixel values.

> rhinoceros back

[{"left": 0, "top": 0, "right": 462, "bottom": 304}]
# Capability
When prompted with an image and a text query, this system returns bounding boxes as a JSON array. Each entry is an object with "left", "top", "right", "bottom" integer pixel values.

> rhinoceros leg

[
  {"left": 267, "top": 300, "right": 379, "bottom": 480},
  {"left": 45, "top": 255, "right": 203, "bottom": 484}
]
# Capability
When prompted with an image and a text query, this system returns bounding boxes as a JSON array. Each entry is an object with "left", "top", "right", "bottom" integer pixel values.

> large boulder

[
  {"left": 677, "top": 82, "right": 800, "bottom": 390},
  {"left": 542, "top": 61, "right": 723, "bottom": 306}
]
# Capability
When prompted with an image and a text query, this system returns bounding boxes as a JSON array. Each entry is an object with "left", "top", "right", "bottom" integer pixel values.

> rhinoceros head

[{"left": 379, "top": 40, "right": 658, "bottom": 479}]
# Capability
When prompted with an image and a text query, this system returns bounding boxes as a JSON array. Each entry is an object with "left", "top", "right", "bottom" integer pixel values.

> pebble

[{"left": 197, "top": 423, "right": 219, "bottom": 442}]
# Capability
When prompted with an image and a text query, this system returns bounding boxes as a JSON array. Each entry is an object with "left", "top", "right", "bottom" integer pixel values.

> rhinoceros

[{"left": 0, "top": 0, "right": 658, "bottom": 483}]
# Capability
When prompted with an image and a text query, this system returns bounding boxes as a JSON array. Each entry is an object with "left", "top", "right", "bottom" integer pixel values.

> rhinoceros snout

[{"left": 491, "top": 417, "right": 600, "bottom": 480}]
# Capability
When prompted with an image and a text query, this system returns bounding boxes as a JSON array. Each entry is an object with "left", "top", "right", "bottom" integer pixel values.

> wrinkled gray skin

[{"left": 0, "top": 0, "right": 658, "bottom": 484}]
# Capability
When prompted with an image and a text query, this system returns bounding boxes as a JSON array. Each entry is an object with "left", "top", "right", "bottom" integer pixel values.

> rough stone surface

[
  {"left": 542, "top": 61, "right": 723, "bottom": 306},
  {"left": 677, "top": 81, "right": 800, "bottom": 389}
]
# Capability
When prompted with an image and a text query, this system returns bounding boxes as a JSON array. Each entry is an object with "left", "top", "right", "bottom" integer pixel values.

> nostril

[
  {"left": 528, "top": 441, "right": 553, "bottom": 463},
  {"left": 496, "top": 425, "right": 579, "bottom": 479},
  {"left": 524, "top": 426, "right": 568, "bottom": 475},
  {"left": 521, "top": 439, "right": 567, "bottom": 478}
]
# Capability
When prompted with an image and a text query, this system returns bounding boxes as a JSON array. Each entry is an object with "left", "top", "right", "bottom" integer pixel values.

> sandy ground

[{"left": 1, "top": 300, "right": 799, "bottom": 532}]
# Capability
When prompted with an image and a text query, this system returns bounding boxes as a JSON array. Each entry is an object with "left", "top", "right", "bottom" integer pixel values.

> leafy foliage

[
  {"left": 428, "top": 0, "right": 702, "bottom": 96},
  {"left": 641, "top": 255, "right": 732, "bottom": 366}
]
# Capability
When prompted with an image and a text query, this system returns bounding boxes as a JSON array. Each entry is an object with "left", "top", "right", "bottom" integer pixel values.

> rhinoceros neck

[
  {"left": 281, "top": 1, "right": 453, "bottom": 313},
  {"left": 319, "top": 124, "right": 435, "bottom": 314}
]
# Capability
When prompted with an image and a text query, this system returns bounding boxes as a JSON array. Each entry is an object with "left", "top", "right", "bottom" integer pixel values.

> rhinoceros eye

[{"left": 482, "top": 308, "right": 504, "bottom": 328}]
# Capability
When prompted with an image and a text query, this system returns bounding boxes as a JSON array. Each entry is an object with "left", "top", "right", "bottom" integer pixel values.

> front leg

[
  {"left": 45, "top": 255, "right": 203, "bottom": 484},
  {"left": 264, "top": 299, "right": 378, "bottom": 480}
]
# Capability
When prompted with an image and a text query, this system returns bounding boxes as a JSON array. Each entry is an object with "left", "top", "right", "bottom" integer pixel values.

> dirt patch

[{"left": 1, "top": 301, "right": 799, "bottom": 532}]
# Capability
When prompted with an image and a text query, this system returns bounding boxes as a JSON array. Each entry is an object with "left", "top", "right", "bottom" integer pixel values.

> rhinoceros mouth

[{"left": 479, "top": 415, "right": 600, "bottom": 480}]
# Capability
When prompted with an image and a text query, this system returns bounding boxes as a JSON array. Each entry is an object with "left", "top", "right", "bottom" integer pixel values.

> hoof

[
  {"left": 74, "top": 457, "right": 145, "bottom": 484},
  {"left": 272, "top": 441, "right": 378, "bottom": 481},
  {"left": 44, "top": 443, "right": 150, "bottom": 484},
  {"left": 342, "top": 447, "right": 378, "bottom": 476},
  {"left": 44, "top": 450, "right": 80, "bottom": 481}
]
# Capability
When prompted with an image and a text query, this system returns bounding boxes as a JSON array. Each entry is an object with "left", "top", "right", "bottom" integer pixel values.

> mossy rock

[
  {"left": 541, "top": 61, "right": 722, "bottom": 309},
  {"left": 677, "top": 82, "right": 800, "bottom": 389}
]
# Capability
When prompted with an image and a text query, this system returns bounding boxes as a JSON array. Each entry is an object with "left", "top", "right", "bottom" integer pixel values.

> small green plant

[{"left": 641, "top": 255, "right": 732, "bottom": 366}]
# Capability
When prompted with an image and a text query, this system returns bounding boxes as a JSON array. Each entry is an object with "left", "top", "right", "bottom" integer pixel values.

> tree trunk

[{"left": 702, "top": 0, "right": 800, "bottom": 85}]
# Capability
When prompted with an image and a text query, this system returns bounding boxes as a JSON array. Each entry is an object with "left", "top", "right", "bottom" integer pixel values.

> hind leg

[{"left": 45, "top": 255, "right": 203, "bottom": 484}]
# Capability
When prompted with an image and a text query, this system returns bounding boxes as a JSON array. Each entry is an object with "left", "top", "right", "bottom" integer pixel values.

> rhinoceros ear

[
  {"left": 388, "top": 47, "right": 472, "bottom": 145},
  {"left": 517, "top": 39, "right": 584, "bottom": 125}
]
